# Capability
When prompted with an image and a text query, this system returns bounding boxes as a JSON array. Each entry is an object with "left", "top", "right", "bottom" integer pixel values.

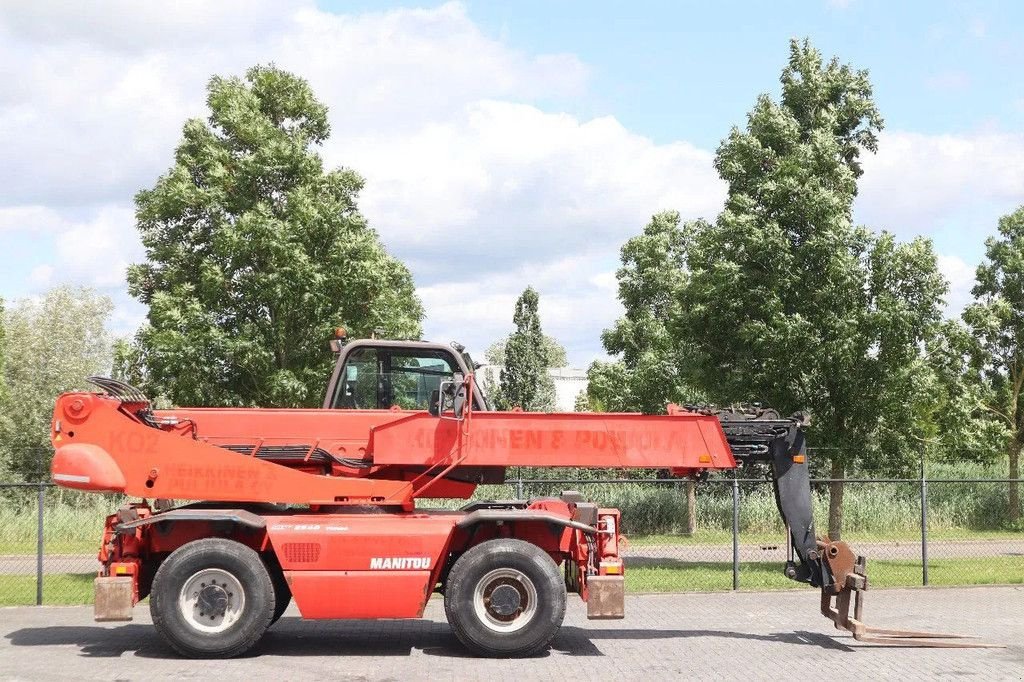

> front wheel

[
  {"left": 150, "top": 538, "right": 275, "bottom": 658},
  {"left": 444, "top": 539, "right": 566, "bottom": 657}
]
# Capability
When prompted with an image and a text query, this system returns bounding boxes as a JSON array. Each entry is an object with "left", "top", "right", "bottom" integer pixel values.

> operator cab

[{"left": 323, "top": 338, "right": 490, "bottom": 412}]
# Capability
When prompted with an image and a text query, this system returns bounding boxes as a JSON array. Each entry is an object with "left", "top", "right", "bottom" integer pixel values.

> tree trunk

[
  {"left": 827, "top": 458, "right": 845, "bottom": 540},
  {"left": 1010, "top": 438, "right": 1021, "bottom": 523},
  {"left": 685, "top": 480, "right": 697, "bottom": 535}
]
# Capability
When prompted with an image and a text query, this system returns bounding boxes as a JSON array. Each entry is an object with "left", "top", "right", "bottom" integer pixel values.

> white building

[
  {"left": 477, "top": 365, "right": 588, "bottom": 412},
  {"left": 547, "top": 367, "right": 588, "bottom": 412}
]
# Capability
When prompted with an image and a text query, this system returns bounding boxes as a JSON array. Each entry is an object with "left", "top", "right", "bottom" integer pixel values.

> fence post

[
  {"left": 685, "top": 479, "right": 697, "bottom": 535},
  {"left": 731, "top": 477, "right": 739, "bottom": 591},
  {"left": 515, "top": 476, "right": 524, "bottom": 500},
  {"left": 920, "top": 474, "right": 929, "bottom": 587},
  {"left": 36, "top": 483, "right": 45, "bottom": 606}
]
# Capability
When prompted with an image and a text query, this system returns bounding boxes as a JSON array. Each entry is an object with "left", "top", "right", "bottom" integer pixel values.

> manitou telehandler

[{"left": 50, "top": 335, "right": 977, "bottom": 658}]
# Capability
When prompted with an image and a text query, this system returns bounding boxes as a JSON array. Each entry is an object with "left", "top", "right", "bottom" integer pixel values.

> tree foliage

[
  {"left": 598, "top": 40, "right": 947, "bottom": 538},
  {"left": 127, "top": 65, "right": 422, "bottom": 408},
  {"left": 0, "top": 297, "right": 7, "bottom": 478},
  {"left": 683, "top": 40, "right": 946, "bottom": 537},
  {"left": 0, "top": 287, "right": 113, "bottom": 481},
  {"left": 960, "top": 205, "right": 1024, "bottom": 521},
  {"left": 925, "top": 320, "right": 1007, "bottom": 463},
  {"left": 485, "top": 335, "right": 567, "bottom": 368},
  {"left": 498, "top": 287, "right": 556, "bottom": 411},
  {"left": 589, "top": 211, "right": 705, "bottom": 414},
  {"left": 573, "top": 388, "right": 591, "bottom": 412}
]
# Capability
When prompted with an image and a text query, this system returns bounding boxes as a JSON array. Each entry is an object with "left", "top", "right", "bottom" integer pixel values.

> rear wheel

[
  {"left": 444, "top": 539, "right": 566, "bottom": 657},
  {"left": 150, "top": 538, "right": 274, "bottom": 658},
  {"left": 269, "top": 564, "right": 291, "bottom": 625}
]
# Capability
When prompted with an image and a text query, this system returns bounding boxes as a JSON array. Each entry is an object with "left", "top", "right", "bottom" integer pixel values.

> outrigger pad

[
  {"left": 587, "top": 576, "right": 625, "bottom": 620},
  {"left": 94, "top": 576, "right": 133, "bottom": 622}
]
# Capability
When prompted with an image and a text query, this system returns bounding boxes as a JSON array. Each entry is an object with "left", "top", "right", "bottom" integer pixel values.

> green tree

[
  {"left": 0, "top": 296, "right": 7, "bottom": 478},
  {"left": 573, "top": 388, "right": 591, "bottom": 412},
  {"left": 0, "top": 287, "right": 113, "bottom": 481},
  {"left": 962, "top": 205, "right": 1024, "bottom": 522},
  {"left": 624, "top": 40, "right": 946, "bottom": 539},
  {"left": 499, "top": 287, "right": 556, "bottom": 411},
  {"left": 591, "top": 211, "right": 705, "bottom": 414},
  {"left": 925, "top": 320, "right": 1007, "bottom": 465},
  {"left": 128, "top": 65, "right": 422, "bottom": 408},
  {"left": 584, "top": 360, "right": 632, "bottom": 412},
  {"left": 485, "top": 335, "right": 567, "bottom": 368}
]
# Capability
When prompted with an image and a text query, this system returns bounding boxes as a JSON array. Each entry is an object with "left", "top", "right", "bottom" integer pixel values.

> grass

[
  {"left": 626, "top": 556, "right": 1024, "bottom": 593},
  {"left": 627, "top": 528, "right": 1024, "bottom": 547},
  {"left": 0, "top": 573, "right": 94, "bottom": 607},
  {"left": 0, "top": 489, "right": 121, "bottom": 556}
]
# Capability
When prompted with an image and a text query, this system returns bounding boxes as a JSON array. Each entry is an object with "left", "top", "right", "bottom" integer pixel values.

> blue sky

[
  {"left": 1, "top": 1, "right": 1023, "bottom": 364},
  {"left": 457, "top": 0, "right": 1024, "bottom": 266},
  {"left": 472, "top": 1, "right": 1024, "bottom": 141}
]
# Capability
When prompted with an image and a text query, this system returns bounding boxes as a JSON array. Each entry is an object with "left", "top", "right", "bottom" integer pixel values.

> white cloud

[
  {"left": 3, "top": 2, "right": 1021, "bottom": 366},
  {"left": 0, "top": 1, "right": 716, "bottom": 365},
  {"left": 28, "top": 264, "right": 53, "bottom": 287},
  {"left": 418, "top": 253, "right": 625, "bottom": 364},
  {"left": 855, "top": 129, "right": 1024, "bottom": 322},
  {"left": 4, "top": 205, "right": 141, "bottom": 291},
  {"left": 53, "top": 207, "right": 141, "bottom": 288},
  {"left": 341, "top": 100, "right": 722, "bottom": 279},
  {"left": 0, "top": 2, "right": 589, "bottom": 208},
  {"left": 936, "top": 253, "right": 976, "bottom": 314},
  {"left": 0, "top": 206, "right": 65, "bottom": 233},
  {"left": 925, "top": 70, "right": 971, "bottom": 91},
  {"left": 857, "top": 130, "right": 1024, "bottom": 236}
]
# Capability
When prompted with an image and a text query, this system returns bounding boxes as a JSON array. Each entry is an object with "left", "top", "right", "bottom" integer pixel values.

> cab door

[{"left": 327, "top": 344, "right": 482, "bottom": 411}]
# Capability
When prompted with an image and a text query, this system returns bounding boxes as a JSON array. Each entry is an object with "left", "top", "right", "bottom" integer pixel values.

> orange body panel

[
  {"left": 371, "top": 411, "right": 735, "bottom": 468},
  {"left": 266, "top": 512, "right": 459, "bottom": 618},
  {"left": 287, "top": 571, "right": 432, "bottom": 619}
]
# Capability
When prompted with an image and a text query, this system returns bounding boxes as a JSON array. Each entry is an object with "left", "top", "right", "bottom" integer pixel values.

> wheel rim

[
  {"left": 178, "top": 568, "right": 246, "bottom": 634},
  {"left": 472, "top": 567, "right": 538, "bottom": 633}
]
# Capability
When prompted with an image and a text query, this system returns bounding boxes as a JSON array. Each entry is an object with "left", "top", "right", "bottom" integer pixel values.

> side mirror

[
  {"left": 451, "top": 373, "right": 465, "bottom": 419},
  {"left": 434, "top": 373, "right": 467, "bottom": 421}
]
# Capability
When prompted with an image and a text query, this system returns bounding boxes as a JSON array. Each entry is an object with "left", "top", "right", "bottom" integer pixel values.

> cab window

[
  {"left": 386, "top": 351, "right": 456, "bottom": 410},
  {"left": 335, "top": 347, "right": 379, "bottom": 409},
  {"left": 332, "top": 347, "right": 458, "bottom": 410}
]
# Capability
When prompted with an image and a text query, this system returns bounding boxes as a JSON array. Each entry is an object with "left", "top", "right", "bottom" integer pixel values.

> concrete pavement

[{"left": 0, "top": 586, "right": 1021, "bottom": 680}]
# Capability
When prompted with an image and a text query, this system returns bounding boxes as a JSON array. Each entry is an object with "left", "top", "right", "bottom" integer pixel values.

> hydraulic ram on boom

[{"left": 49, "top": 337, "right": 982, "bottom": 658}]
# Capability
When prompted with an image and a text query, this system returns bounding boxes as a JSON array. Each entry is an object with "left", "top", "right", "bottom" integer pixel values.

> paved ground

[
  {"left": 0, "top": 586, "right": 1020, "bottom": 680},
  {"left": 3, "top": 538, "right": 1024, "bottom": 575}
]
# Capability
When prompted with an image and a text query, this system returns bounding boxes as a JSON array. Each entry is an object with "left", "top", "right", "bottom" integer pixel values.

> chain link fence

[{"left": 2, "top": 475, "right": 1022, "bottom": 605}]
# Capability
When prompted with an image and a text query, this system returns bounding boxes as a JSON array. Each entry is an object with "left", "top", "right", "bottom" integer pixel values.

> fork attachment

[{"left": 818, "top": 539, "right": 999, "bottom": 648}]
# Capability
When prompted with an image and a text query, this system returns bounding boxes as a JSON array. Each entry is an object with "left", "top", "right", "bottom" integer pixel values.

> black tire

[
  {"left": 150, "top": 538, "right": 274, "bottom": 658},
  {"left": 268, "top": 564, "right": 291, "bottom": 625},
  {"left": 444, "top": 539, "right": 566, "bottom": 657}
]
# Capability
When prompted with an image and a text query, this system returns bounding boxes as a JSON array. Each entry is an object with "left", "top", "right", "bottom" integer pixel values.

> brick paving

[{"left": 0, "top": 586, "right": 1021, "bottom": 680}]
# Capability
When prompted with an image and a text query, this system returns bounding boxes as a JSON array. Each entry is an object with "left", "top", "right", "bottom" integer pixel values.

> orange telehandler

[{"left": 49, "top": 335, "right": 977, "bottom": 657}]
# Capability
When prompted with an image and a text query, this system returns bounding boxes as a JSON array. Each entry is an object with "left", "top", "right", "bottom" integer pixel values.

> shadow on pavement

[
  {"left": 551, "top": 626, "right": 853, "bottom": 655},
  {"left": 4, "top": 619, "right": 852, "bottom": 659}
]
